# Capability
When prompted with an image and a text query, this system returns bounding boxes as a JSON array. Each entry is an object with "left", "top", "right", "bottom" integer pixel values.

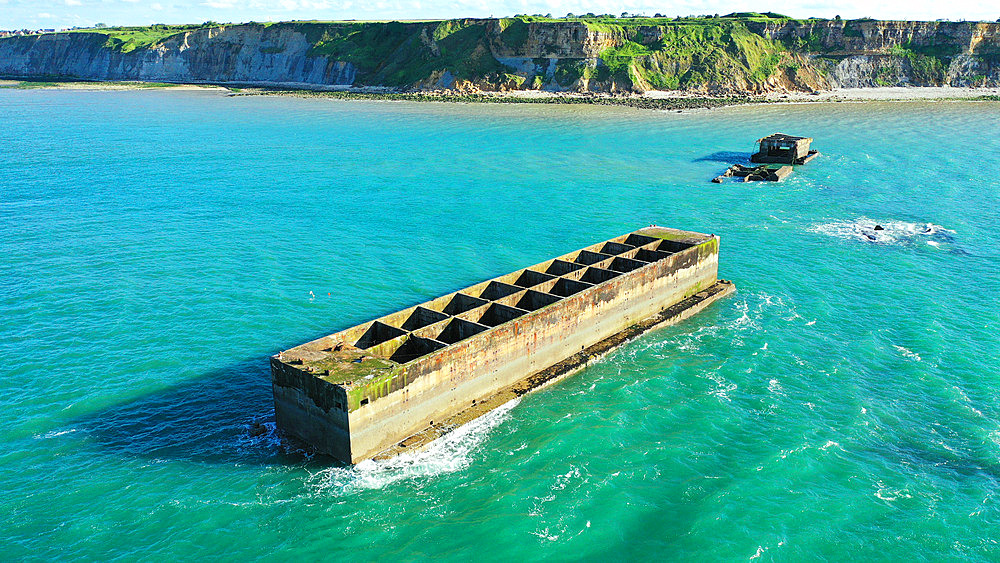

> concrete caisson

[{"left": 271, "top": 226, "right": 730, "bottom": 464}]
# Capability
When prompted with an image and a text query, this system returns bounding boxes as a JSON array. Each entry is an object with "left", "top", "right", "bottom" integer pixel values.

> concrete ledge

[{"left": 372, "top": 279, "right": 736, "bottom": 460}]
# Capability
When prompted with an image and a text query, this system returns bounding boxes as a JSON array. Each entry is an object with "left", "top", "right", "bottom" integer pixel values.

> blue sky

[{"left": 1, "top": 0, "right": 996, "bottom": 30}]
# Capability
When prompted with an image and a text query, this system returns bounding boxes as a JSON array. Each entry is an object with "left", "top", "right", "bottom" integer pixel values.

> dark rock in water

[
  {"left": 874, "top": 225, "right": 884, "bottom": 231},
  {"left": 711, "top": 176, "right": 725, "bottom": 183}
]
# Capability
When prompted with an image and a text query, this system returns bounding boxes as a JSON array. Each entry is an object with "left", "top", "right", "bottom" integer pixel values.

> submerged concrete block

[{"left": 271, "top": 226, "right": 729, "bottom": 464}]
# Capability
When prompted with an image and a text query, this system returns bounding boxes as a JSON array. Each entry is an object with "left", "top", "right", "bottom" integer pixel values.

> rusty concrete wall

[
  {"left": 272, "top": 227, "right": 722, "bottom": 463},
  {"left": 271, "top": 360, "right": 352, "bottom": 461},
  {"left": 345, "top": 239, "right": 719, "bottom": 462}
]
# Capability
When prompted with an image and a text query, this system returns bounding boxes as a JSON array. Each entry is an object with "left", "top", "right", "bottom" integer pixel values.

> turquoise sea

[{"left": 2, "top": 89, "right": 999, "bottom": 560}]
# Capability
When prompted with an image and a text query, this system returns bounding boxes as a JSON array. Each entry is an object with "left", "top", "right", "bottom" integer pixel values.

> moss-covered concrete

[{"left": 271, "top": 226, "right": 724, "bottom": 463}]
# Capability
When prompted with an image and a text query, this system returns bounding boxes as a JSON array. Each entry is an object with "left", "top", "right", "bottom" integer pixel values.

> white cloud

[{"left": 64, "top": 0, "right": 82, "bottom": 5}]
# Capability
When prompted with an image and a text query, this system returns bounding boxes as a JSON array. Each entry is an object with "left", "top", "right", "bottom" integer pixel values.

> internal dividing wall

[{"left": 332, "top": 232, "right": 695, "bottom": 370}]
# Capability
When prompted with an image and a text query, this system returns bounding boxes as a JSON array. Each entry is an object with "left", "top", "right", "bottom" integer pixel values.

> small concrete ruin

[
  {"left": 712, "top": 133, "right": 819, "bottom": 183},
  {"left": 271, "top": 226, "right": 732, "bottom": 464},
  {"left": 751, "top": 133, "right": 819, "bottom": 165},
  {"left": 715, "top": 163, "right": 793, "bottom": 183}
]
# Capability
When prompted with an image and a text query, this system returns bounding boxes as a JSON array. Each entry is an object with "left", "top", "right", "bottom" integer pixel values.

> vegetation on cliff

[
  {"left": 3, "top": 15, "right": 998, "bottom": 93},
  {"left": 68, "top": 24, "right": 208, "bottom": 53}
]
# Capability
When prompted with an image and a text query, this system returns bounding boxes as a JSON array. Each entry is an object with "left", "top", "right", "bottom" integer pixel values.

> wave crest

[{"left": 306, "top": 398, "right": 520, "bottom": 494}]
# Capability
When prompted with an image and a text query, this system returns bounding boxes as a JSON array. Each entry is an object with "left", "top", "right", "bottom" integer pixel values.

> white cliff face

[
  {"left": 750, "top": 19, "right": 1000, "bottom": 89},
  {"left": 0, "top": 20, "right": 998, "bottom": 92},
  {"left": 0, "top": 25, "right": 357, "bottom": 86}
]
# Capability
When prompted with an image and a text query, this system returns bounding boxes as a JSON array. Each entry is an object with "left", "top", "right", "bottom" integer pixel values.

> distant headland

[{"left": 2, "top": 14, "right": 999, "bottom": 99}]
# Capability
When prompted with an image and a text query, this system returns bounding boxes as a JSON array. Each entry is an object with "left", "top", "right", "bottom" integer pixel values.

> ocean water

[{"left": 2, "top": 89, "right": 999, "bottom": 560}]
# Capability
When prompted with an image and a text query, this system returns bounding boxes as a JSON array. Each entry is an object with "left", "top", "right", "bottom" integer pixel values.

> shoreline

[{"left": 2, "top": 78, "right": 998, "bottom": 108}]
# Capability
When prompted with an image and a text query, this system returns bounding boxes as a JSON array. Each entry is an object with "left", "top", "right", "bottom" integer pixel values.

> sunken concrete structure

[
  {"left": 271, "top": 226, "right": 732, "bottom": 464},
  {"left": 717, "top": 163, "right": 794, "bottom": 183},
  {"left": 751, "top": 133, "right": 819, "bottom": 165}
]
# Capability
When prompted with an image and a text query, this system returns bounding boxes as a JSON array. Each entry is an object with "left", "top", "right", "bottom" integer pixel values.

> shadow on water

[
  {"left": 692, "top": 150, "right": 752, "bottom": 164},
  {"left": 72, "top": 355, "right": 344, "bottom": 468}
]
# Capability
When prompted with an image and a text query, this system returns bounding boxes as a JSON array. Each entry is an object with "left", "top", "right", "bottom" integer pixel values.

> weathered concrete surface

[
  {"left": 271, "top": 226, "right": 726, "bottom": 464},
  {"left": 375, "top": 279, "right": 735, "bottom": 460}
]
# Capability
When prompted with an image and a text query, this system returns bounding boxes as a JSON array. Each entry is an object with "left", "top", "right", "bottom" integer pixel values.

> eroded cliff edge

[{"left": 1, "top": 17, "right": 998, "bottom": 94}]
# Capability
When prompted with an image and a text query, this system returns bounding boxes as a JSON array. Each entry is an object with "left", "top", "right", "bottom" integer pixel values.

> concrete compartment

[
  {"left": 625, "top": 234, "right": 659, "bottom": 247},
  {"left": 475, "top": 281, "right": 523, "bottom": 301},
  {"left": 608, "top": 257, "right": 648, "bottom": 274},
  {"left": 548, "top": 278, "right": 593, "bottom": 298},
  {"left": 389, "top": 336, "right": 447, "bottom": 364},
  {"left": 515, "top": 289, "right": 562, "bottom": 311},
  {"left": 657, "top": 239, "right": 695, "bottom": 253},
  {"left": 574, "top": 250, "right": 614, "bottom": 266},
  {"left": 435, "top": 318, "right": 491, "bottom": 345},
  {"left": 474, "top": 303, "right": 528, "bottom": 327},
  {"left": 634, "top": 248, "right": 672, "bottom": 263},
  {"left": 545, "top": 260, "right": 584, "bottom": 276},
  {"left": 441, "top": 293, "right": 489, "bottom": 316},
  {"left": 513, "top": 269, "right": 557, "bottom": 288},
  {"left": 599, "top": 241, "right": 637, "bottom": 255},
  {"left": 355, "top": 321, "right": 407, "bottom": 349},
  {"left": 400, "top": 306, "right": 450, "bottom": 331},
  {"left": 579, "top": 267, "right": 621, "bottom": 285}
]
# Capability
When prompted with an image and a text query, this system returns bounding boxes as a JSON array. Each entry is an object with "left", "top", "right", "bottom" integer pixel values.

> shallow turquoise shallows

[{"left": 2, "top": 90, "right": 999, "bottom": 560}]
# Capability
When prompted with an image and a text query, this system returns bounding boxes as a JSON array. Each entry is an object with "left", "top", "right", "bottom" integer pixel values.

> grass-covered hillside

[
  {"left": 67, "top": 24, "right": 208, "bottom": 53},
  {"left": 261, "top": 14, "right": 815, "bottom": 91},
  {"left": 4, "top": 14, "right": 999, "bottom": 92}
]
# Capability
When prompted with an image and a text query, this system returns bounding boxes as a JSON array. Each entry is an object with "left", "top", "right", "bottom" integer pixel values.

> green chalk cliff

[{"left": 1, "top": 16, "right": 998, "bottom": 93}]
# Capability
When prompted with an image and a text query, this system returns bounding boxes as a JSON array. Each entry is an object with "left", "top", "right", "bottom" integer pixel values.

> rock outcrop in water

[{"left": 1, "top": 17, "right": 998, "bottom": 94}]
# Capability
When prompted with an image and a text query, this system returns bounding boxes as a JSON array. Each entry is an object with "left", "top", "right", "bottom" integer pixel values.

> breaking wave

[
  {"left": 809, "top": 217, "right": 955, "bottom": 247},
  {"left": 306, "top": 398, "right": 520, "bottom": 494}
]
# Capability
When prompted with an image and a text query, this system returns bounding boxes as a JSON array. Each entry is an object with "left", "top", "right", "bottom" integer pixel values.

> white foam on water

[
  {"left": 628, "top": 291, "right": 800, "bottom": 377},
  {"left": 768, "top": 378, "right": 784, "bottom": 396},
  {"left": 306, "top": 398, "right": 520, "bottom": 494},
  {"left": 875, "top": 480, "right": 913, "bottom": 502},
  {"left": 893, "top": 345, "right": 922, "bottom": 362},
  {"left": 809, "top": 217, "right": 954, "bottom": 246},
  {"left": 35, "top": 428, "right": 78, "bottom": 439}
]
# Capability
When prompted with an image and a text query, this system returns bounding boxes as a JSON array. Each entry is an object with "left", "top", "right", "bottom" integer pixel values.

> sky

[{"left": 1, "top": 0, "right": 997, "bottom": 30}]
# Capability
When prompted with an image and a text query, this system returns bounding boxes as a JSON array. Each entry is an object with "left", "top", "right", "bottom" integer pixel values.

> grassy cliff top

[
  {"left": 65, "top": 24, "right": 207, "bottom": 52},
  {"left": 46, "top": 15, "right": 995, "bottom": 54},
  {"left": 55, "top": 12, "right": 993, "bottom": 39},
  {"left": 9, "top": 15, "right": 994, "bottom": 93}
]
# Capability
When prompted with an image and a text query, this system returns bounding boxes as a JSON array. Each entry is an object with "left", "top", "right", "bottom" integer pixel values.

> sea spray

[{"left": 306, "top": 399, "right": 520, "bottom": 494}]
